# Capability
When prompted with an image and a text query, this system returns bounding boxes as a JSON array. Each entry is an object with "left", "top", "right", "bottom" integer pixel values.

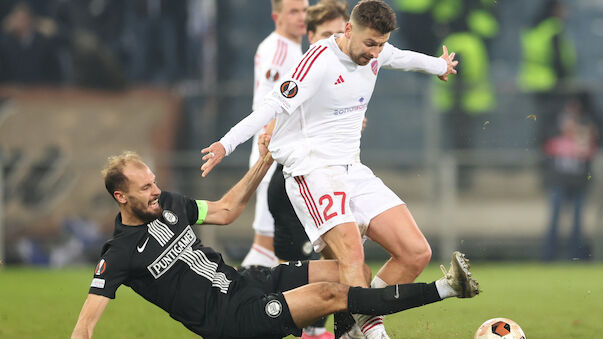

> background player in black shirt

[{"left": 71, "top": 139, "right": 480, "bottom": 339}]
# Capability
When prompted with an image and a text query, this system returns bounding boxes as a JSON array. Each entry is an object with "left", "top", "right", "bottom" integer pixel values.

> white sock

[
  {"left": 435, "top": 277, "right": 456, "bottom": 299},
  {"left": 353, "top": 313, "right": 386, "bottom": 338},
  {"left": 371, "top": 275, "right": 388, "bottom": 288},
  {"left": 240, "top": 244, "right": 278, "bottom": 268},
  {"left": 303, "top": 326, "right": 326, "bottom": 336},
  {"left": 352, "top": 276, "right": 388, "bottom": 338}
]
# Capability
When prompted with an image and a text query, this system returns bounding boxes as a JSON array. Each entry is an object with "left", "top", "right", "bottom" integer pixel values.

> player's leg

[
  {"left": 366, "top": 204, "right": 432, "bottom": 285},
  {"left": 269, "top": 165, "right": 334, "bottom": 338},
  {"left": 321, "top": 223, "right": 368, "bottom": 288},
  {"left": 284, "top": 168, "right": 367, "bottom": 288},
  {"left": 284, "top": 251, "right": 480, "bottom": 329}
]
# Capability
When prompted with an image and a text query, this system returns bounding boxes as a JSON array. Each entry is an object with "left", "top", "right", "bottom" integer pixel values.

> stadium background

[{"left": 2, "top": 1, "right": 603, "bottom": 267}]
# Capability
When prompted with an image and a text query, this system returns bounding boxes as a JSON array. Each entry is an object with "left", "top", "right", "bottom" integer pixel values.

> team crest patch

[
  {"left": 95, "top": 259, "right": 106, "bottom": 276},
  {"left": 280, "top": 80, "right": 298, "bottom": 98},
  {"left": 162, "top": 210, "right": 178, "bottom": 225},
  {"left": 371, "top": 60, "right": 378, "bottom": 75},
  {"left": 265, "top": 299, "right": 282, "bottom": 318}
]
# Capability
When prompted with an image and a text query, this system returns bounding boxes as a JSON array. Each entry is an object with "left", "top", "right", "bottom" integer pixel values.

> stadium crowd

[{"left": 0, "top": 0, "right": 213, "bottom": 88}]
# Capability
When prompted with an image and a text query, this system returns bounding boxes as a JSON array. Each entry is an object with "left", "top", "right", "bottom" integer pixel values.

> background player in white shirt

[
  {"left": 201, "top": 1, "right": 458, "bottom": 337},
  {"left": 240, "top": 0, "right": 307, "bottom": 268}
]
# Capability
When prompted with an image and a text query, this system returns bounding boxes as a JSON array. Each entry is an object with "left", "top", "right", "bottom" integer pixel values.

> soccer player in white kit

[
  {"left": 202, "top": 1, "right": 458, "bottom": 337},
  {"left": 240, "top": 0, "right": 307, "bottom": 268}
]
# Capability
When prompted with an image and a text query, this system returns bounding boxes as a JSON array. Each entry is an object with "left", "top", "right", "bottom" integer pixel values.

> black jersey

[{"left": 89, "top": 191, "right": 244, "bottom": 337}]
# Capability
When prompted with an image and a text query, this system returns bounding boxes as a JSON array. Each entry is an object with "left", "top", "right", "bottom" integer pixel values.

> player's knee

[{"left": 393, "top": 242, "right": 431, "bottom": 272}]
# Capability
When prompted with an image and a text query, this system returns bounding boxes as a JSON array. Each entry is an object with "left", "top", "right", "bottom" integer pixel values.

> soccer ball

[{"left": 474, "top": 318, "right": 526, "bottom": 339}]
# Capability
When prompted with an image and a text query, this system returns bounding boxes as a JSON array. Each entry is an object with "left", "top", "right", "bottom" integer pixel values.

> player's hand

[
  {"left": 258, "top": 133, "right": 273, "bottom": 164},
  {"left": 361, "top": 117, "right": 367, "bottom": 133},
  {"left": 438, "top": 45, "right": 458, "bottom": 82},
  {"left": 201, "top": 142, "right": 226, "bottom": 177}
]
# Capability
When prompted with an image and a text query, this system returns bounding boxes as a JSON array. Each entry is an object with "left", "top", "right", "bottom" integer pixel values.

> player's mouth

[{"left": 149, "top": 198, "right": 159, "bottom": 207}]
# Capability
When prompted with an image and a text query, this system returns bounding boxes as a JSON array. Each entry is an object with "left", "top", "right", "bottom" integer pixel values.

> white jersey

[
  {"left": 266, "top": 35, "right": 446, "bottom": 176},
  {"left": 249, "top": 32, "right": 303, "bottom": 170},
  {"left": 220, "top": 34, "right": 446, "bottom": 177}
]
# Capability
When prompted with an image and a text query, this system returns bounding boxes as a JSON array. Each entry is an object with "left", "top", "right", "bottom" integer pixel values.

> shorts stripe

[
  {"left": 298, "top": 176, "right": 324, "bottom": 225},
  {"left": 294, "top": 176, "right": 322, "bottom": 227}
]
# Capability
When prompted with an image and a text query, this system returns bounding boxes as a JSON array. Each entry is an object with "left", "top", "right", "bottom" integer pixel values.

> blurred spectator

[
  {"left": 123, "top": 0, "right": 187, "bottom": 84},
  {"left": 518, "top": 0, "right": 576, "bottom": 143},
  {"left": 50, "top": 0, "right": 127, "bottom": 89},
  {"left": 0, "top": 2, "right": 62, "bottom": 84},
  {"left": 541, "top": 91, "right": 601, "bottom": 261}
]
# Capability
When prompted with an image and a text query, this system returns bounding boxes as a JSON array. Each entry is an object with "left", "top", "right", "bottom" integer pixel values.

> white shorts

[
  {"left": 284, "top": 163, "right": 404, "bottom": 252},
  {"left": 249, "top": 135, "right": 277, "bottom": 236}
]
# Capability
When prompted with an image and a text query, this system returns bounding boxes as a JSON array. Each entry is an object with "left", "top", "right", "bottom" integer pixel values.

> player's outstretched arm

[
  {"left": 71, "top": 294, "right": 110, "bottom": 339},
  {"left": 200, "top": 142, "right": 226, "bottom": 177},
  {"left": 203, "top": 134, "right": 274, "bottom": 225},
  {"left": 438, "top": 45, "right": 458, "bottom": 82},
  {"left": 200, "top": 101, "right": 280, "bottom": 177}
]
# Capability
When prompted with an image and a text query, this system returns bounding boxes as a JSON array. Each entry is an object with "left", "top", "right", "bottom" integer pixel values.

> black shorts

[
  {"left": 220, "top": 261, "right": 310, "bottom": 339},
  {"left": 269, "top": 164, "right": 320, "bottom": 261}
]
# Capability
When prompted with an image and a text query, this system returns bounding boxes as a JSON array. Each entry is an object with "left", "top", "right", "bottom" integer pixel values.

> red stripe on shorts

[
  {"left": 294, "top": 176, "right": 322, "bottom": 227},
  {"left": 299, "top": 176, "right": 324, "bottom": 224}
]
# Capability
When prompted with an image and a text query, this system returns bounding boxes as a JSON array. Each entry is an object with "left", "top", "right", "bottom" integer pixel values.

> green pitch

[{"left": 1, "top": 262, "right": 601, "bottom": 338}]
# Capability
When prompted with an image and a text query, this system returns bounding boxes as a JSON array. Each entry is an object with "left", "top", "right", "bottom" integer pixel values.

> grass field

[{"left": 1, "top": 262, "right": 602, "bottom": 338}]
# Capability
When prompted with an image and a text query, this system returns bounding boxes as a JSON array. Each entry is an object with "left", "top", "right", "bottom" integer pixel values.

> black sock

[
  {"left": 347, "top": 282, "right": 442, "bottom": 315},
  {"left": 333, "top": 312, "right": 356, "bottom": 338}
]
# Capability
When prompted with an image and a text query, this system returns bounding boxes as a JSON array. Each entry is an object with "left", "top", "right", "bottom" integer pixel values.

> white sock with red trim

[
  {"left": 241, "top": 244, "right": 279, "bottom": 268},
  {"left": 352, "top": 276, "right": 390, "bottom": 338}
]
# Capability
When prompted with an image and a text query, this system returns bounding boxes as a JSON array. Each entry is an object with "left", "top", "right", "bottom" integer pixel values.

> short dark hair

[
  {"left": 102, "top": 151, "right": 145, "bottom": 200},
  {"left": 350, "top": 0, "right": 397, "bottom": 34},
  {"left": 306, "top": 0, "right": 349, "bottom": 34}
]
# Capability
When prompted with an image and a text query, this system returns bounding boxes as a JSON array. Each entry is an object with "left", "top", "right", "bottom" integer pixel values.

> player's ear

[
  {"left": 271, "top": 11, "right": 279, "bottom": 24},
  {"left": 344, "top": 22, "right": 353, "bottom": 38},
  {"left": 114, "top": 190, "right": 127, "bottom": 204},
  {"left": 307, "top": 30, "right": 315, "bottom": 44}
]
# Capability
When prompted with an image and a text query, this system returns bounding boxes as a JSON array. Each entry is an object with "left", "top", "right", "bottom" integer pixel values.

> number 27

[{"left": 319, "top": 192, "right": 346, "bottom": 221}]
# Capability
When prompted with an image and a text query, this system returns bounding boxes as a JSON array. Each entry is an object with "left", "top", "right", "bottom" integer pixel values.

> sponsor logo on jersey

[
  {"left": 280, "top": 81, "right": 298, "bottom": 98},
  {"left": 334, "top": 75, "right": 345, "bottom": 85},
  {"left": 148, "top": 226, "right": 196, "bottom": 278},
  {"left": 162, "top": 210, "right": 178, "bottom": 225},
  {"left": 95, "top": 259, "right": 106, "bottom": 276},
  {"left": 91, "top": 278, "right": 105, "bottom": 288},
  {"left": 332, "top": 102, "right": 368, "bottom": 116},
  {"left": 265, "top": 299, "right": 282, "bottom": 318},
  {"left": 371, "top": 60, "right": 379, "bottom": 75}
]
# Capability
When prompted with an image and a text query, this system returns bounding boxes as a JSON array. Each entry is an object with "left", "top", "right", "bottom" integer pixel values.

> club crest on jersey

[
  {"left": 371, "top": 60, "right": 379, "bottom": 75},
  {"left": 280, "top": 80, "right": 298, "bottom": 98},
  {"left": 265, "top": 299, "right": 282, "bottom": 318},
  {"left": 95, "top": 259, "right": 106, "bottom": 275},
  {"left": 162, "top": 210, "right": 178, "bottom": 225},
  {"left": 265, "top": 69, "right": 280, "bottom": 81}
]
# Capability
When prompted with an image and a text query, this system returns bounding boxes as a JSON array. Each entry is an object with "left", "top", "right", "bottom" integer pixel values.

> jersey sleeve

[
  {"left": 88, "top": 246, "right": 129, "bottom": 299},
  {"left": 265, "top": 45, "right": 328, "bottom": 114},
  {"left": 254, "top": 39, "right": 293, "bottom": 108},
  {"left": 379, "top": 43, "right": 446, "bottom": 75}
]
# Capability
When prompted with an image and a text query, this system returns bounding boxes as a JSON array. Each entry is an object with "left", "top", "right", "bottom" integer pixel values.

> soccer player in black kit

[{"left": 71, "top": 138, "right": 480, "bottom": 339}]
